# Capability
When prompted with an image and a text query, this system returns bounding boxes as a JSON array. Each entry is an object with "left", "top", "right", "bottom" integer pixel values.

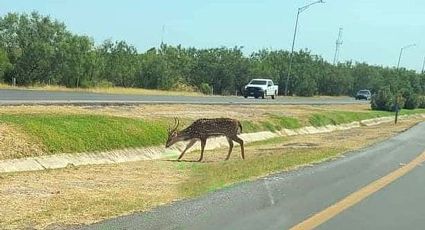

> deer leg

[
  {"left": 225, "top": 137, "right": 234, "bottom": 160},
  {"left": 177, "top": 139, "right": 197, "bottom": 161},
  {"left": 232, "top": 136, "right": 245, "bottom": 160},
  {"left": 198, "top": 138, "right": 207, "bottom": 162}
]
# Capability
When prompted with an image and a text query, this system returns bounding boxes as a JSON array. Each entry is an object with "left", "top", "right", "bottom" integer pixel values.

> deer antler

[
  {"left": 168, "top": 117, "right": 180, "bottom": 133},
  {"left": 175, "top": 117, "right": 180, "bottom": 130}
]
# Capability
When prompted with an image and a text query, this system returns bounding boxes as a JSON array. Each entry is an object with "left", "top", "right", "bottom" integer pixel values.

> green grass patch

[
  {"left": 260, "top": 121, "right": 278, "bottom": 132},
  {"left": 240, "top": 120, "right": 262, "bottom": 133},
  {"left": 179, "top": 145, "right": 343, "bottom": 197},
  {"left": 268, "top": 114, "right": 301, "bottom": 129},
  {"left": 399, "top": 108, "right": 425, "bottom": 116},
  {"left": 0, "top": 114, "right": 167, "bottom": 154},
  {"left": 241, "top": 115, "right": 301, "bottom": 133},
  {"left": 309, "top": 110, "right": 394, "bottom": 127}
]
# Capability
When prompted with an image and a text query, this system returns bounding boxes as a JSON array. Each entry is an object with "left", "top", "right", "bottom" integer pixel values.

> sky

[{"left": 1, "top": 0, "right": 425, "bottom": 72}]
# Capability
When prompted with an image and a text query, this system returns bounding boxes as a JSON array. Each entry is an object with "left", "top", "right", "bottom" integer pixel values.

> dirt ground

[
  {"left": 0, "top": 123, "right": 45, "bottom": 159},
  {"left": 0, "top": 117, "right": 421, "bottom": 229}
]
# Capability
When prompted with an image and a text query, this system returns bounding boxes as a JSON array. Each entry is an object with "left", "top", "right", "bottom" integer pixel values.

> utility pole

[
  {"left": 333, "top": 27, "right": 343, "bottom": 65},
  {"left": 161, "top": 25, "right": 165, "bottom": 45},
  {"left": 394, "top": 43, "right": 416, "bottom": 124},
  {"left": 421, "top": 56, "right": 425, "bottom": 74},
  {"left": 284, "top": 0, "right": 325, "bottom": 96},
  {"left": 397, "top": 43, "right": 416, "bottom": 69}
]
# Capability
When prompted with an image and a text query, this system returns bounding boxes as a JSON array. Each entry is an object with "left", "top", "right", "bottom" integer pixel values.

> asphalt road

[
  {"left": 74, "top": 122, "right": 425, "bottom": 230},
  {"left": 0, "top": 89, "right": 366, "bottom": 105}
]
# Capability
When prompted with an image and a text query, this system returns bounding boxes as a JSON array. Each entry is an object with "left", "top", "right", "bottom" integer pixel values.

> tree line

[{"left": 1, "top": 12, "right": 425, "bottom": 99}]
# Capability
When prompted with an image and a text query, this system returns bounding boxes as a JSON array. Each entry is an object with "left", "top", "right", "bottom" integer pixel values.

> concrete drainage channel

[{"left": 0, "top": 115, "right": 423, "bottom": 174}]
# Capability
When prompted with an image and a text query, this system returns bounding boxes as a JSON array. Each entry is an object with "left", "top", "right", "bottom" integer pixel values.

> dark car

[{"left": 355, "top": 90, "right": 371, "bottom": 100}]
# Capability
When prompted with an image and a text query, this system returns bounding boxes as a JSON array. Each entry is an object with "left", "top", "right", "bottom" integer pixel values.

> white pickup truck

[{"left": 243, "top": 79, "right": 279, "bottom": 99}]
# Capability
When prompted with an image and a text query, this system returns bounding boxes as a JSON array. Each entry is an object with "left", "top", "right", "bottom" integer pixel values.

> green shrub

[
  {"left": 199, "top": 83, "right": 212, "bottom": 95},
  {"left": 403, "top": 91, "right": 419, "bottom": 110},
  {"left": 371, "top": 87, "right": 394, "bottom": 111},
  {"left": 172, "top": 82, "right": 197, "bottom": 92},
  {"left": 419, "top": 96, "right": 425, "bottom": 109},
  {"left": 96, "top": 80, "right": 114, "bottom": 88}
]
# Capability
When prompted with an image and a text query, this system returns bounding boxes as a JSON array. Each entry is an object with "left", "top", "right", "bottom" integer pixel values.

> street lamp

[
  {"left": 421, "top": 56, "right": 425, "bottom": 74},
  {"left": 396, "top": 43, "right": 416, "bottom": 69},
  {"left": 394, "top": 43, "right": 415, "bottom": 124},
  {"left": 284, "top": 0, "right": 325, "bottom": 96}
]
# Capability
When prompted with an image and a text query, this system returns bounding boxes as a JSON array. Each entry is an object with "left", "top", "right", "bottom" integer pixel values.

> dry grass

[
  {"left": 0, "top": 83, "right": 202, "bottom": 97},
  {"left": 0, "top": 118, "right": 421, "bottom": 229},
  {"left": 0, "top": 83, "right": 356, "bottom": 99},
  {"left": 0, "top": 104, "right": 373, "bottom": 120},
  {"left": 0, "top": 161, "right": 187, "bottom": 229},
  {"left": 0, "top": 123, "right": 45, "bottom": 159}
]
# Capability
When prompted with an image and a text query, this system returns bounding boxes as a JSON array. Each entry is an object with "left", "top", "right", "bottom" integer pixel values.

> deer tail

[{"left": 238, "top": 121, "right": 243, "bottom": 134}]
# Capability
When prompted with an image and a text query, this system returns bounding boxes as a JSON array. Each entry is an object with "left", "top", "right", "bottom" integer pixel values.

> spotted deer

[{"left": 165, "top": 118, "right": 244, "bottom": 162}]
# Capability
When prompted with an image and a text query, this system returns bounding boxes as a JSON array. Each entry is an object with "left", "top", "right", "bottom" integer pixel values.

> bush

[
  {"left": 403, "top": 91, "right": 419, "bottom": 110},
  {"left": 96, "top": 80, "right": 114, "bottom": 88},
  {"left": 199, "top": 83, "right": 212, "bottom": 95},
  {"left": 371, "top": 87, "right": 394, "bottom": 111},
  {"left": 418, "top": 96, "right": 425, "bottom": 109},
  {"left": 172, "top": 82, "right": 197, "bottom": 92}
]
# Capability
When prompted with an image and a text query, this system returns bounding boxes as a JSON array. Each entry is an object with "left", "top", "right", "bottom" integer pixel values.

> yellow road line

[{"left": 290, "top": 151, "right": 425, "bottom": 230}]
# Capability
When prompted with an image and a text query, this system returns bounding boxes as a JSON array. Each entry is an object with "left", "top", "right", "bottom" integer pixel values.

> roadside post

[{"left": 394, "top": 95, "right": 400, "bottom": 124}]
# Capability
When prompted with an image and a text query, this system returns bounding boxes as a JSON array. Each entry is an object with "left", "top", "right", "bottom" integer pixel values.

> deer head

[{"left": 166, "top": 117, "right": 181, "bottom": 147}]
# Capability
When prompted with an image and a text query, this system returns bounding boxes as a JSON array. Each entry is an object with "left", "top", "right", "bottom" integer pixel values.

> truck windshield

[
  {"left": 358, "top": 90, "right": 370, "bottom": 94},
  {"left": 250, "top": 80, "right": 267, "bottom": 85}
]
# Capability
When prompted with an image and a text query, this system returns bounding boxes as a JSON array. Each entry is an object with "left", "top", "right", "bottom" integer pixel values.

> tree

[
  {"left": 100, "top": 40, "right": 138, "bottom": 87},
  {"left": 1, "top": 11, "right": 425, "bottom": 100},
  {"left": 0, "top": 12, "right": 69, "bottom": 85},
  {"left": 0, "top": 47, "right": 11, "bottom": 81}
]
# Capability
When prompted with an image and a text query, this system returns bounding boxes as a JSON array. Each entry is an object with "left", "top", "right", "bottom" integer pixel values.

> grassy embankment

[
  {"left": 0, "top": 114, "right": 167, "bottom": 159},
  {"left": 0, "top": 108, "right": 424, "bottom": 160}
]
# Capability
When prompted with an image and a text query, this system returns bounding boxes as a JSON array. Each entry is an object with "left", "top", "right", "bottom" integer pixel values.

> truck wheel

[
  {"left": 261, "top": 93, "right": 265, "bottom": 99},
  {"left": 244, "top": 95, "right": 248, "bottom": 98},
  {"left": 271, "top": 95, "right": 275, "bottom": 99}
]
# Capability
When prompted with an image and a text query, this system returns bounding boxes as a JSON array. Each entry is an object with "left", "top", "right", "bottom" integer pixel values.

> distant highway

[{"left": 0, "top": 89, "right": 367, "bottom": 105}]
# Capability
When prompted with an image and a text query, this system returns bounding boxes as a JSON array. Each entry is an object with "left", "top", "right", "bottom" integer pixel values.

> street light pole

[
  {"left": 421, "top": 56, "right": 425, "bottom": 74},
  {"left": 394, "top": 43, "right": 415, "bottom": 125},
  {"left": 284, "top": 0, "right": 325, "bottom": 96},
  {"left": 396, "top": 43, "right": 416, "bottom": 70}
]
